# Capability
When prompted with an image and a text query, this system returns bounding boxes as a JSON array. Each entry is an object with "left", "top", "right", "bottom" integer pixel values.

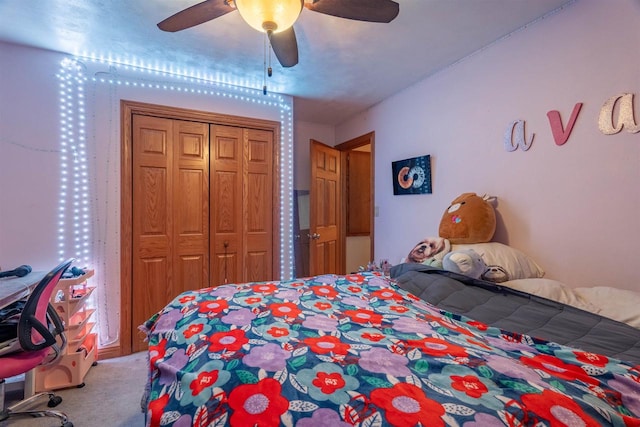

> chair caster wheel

[
  {"left": 76, "top": 382, "right": 85, "bottom": 388},
  {"left": 48, "top": 395, "right": 62, "bottom": 407},
  {"left": 63, "top": 422, "right": 74, "bottom": 427},
  {"left": 92, "top": 361, "right": 98, "bottom": 366}
]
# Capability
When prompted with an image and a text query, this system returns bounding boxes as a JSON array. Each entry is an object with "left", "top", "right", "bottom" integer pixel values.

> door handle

[{"left": 307, "top": 233, "right": 320, "bottom": 240}]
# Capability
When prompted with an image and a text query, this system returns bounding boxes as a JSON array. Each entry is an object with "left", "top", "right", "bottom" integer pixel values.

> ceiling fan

[{"left": 157, "top": 0, "right": 400, "bottom": 68}]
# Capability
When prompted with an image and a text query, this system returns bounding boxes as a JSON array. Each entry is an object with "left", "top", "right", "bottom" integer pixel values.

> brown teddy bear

[{"left": 438, "top": 193, "right": 496, "bottom": 244}]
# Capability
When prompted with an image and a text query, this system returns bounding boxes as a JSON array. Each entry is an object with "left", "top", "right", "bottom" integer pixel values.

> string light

[
  {"left": 57, "top": 55, "right": 295, "bottom": 279},
  {"left": 57, "top": 59, "right": 89, "bottom": 264}
]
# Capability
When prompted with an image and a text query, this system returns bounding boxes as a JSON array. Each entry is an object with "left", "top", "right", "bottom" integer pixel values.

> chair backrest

[{"left": 17, "top": 258, "right": 74, "bottom": 351}]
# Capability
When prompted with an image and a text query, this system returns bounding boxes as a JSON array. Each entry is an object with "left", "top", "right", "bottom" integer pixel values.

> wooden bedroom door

[
  {"left": 131, "top": 114, "right": 210, "bottom": 352},
  {"left": 309, "top": 140, "right": 342, "bottom": 275}
]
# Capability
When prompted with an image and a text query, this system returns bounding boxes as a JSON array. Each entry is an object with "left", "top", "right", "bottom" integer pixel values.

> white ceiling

[{"left": 0, "top": 0, "right": 573, "bottom": 125}]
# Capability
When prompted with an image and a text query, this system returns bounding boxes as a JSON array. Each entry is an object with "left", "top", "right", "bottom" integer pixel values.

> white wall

[
  {"left": 0, "top": 42, "right": 293, "bottom": 346},
  {"left": 294, "top": 121, "right": 335, "bottom": 191},
  {"left": 336, "top": 0, "right": 640, "bottom": 290},
  {"left": 0, "top": 46, "right": 62, "bottom": 269}
]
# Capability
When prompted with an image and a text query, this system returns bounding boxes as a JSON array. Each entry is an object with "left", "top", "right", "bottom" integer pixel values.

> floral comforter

[{"left": 142, "top": 272, "right": 640, "bottom": 426}]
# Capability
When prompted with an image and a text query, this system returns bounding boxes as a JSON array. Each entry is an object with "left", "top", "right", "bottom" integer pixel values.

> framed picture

[{"left": 392, "top": 155, "right": 432, "bottom": 195}]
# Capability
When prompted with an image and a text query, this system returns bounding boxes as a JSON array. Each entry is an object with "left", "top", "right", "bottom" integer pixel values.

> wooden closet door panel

[
  {"left": 132, "top": 115, "right": 210, "bottom": 353},
  {"left": 245, "top": 129, "right": 274, "bottom": 281},
  {"left": 132, "top": 115, "right": 174, "bottom": 344},
  {"left": 210, "top": 125, "right": 244, "bottom": 285},
  {"left": 173, "top": 121, "right": 210, "bottom": 295}
]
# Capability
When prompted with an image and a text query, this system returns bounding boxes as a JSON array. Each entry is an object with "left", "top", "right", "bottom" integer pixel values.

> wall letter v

[{"left": 547, "top": 103, "right": 583, "bottom": 146}]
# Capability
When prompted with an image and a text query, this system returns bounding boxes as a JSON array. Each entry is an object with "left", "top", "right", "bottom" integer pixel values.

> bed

[{"left": 141, "top": 270, "right": 640, "bottom": 426}]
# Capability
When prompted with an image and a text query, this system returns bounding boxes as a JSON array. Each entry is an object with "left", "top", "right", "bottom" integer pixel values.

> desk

[{"left": 0, "top": 271, "right": 46, "bottom": 310}]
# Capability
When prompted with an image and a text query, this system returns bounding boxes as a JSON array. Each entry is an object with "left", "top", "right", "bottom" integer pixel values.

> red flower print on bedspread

[
  {"left": 521, "top": 389, "right": 601, "bottom": 427},
  {"left": 228, "top": 378, "right": 289, "bottom": 426},
  {"left": 208, "top": 329, "right": 248, "bottom": 352},
  {"left": 370, "top": 383, "right": 445, "bottom": 427}
]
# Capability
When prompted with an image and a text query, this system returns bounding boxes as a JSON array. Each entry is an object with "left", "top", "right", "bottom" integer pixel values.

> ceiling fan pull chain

[
  {"left": 268, "top": 40, "right": 273, "bottom": 78},
  {"left": 263, "top": 32, "right": 268, "bottom": 95}
]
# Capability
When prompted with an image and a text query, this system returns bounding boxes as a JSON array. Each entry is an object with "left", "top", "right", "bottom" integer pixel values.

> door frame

[
  {"left": 335, "top": 132, "right": 375, "bottom": 266},
  {"left": 119, "top": 100, "right": 282, "bottom": 356}
]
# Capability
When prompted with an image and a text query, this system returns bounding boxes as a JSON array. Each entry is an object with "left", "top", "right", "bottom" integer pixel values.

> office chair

[{"left": 0, "top": 258, "right": 75, "bottom": 427}]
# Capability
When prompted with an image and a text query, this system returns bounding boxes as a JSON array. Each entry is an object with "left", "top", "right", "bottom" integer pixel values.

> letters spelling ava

[{"left": 504, "top": 93, "right": 639, "bottom": 152}]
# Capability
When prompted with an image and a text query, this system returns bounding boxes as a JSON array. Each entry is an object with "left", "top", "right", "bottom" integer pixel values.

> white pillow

[
  {"left": 573, "top": 287, "right": 640, "bottom": 329},
  {"left": 451, "top": 242, "right": 545, "bottom": 280},
  {"left": 499, "top": 278, "right": 599, "bottom": 314},
  {"left": 500, "top": 281, "right": 640, "bottom": 329}
]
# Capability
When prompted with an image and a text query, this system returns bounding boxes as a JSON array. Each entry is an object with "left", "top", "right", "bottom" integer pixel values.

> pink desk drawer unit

[{"left": 34, "top": 269, "right": 98, "bottom": 391}]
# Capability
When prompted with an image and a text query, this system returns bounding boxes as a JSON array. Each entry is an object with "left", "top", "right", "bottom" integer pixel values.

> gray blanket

[{"left": 391, "top": 263, "right": 640, "bottom": 364}]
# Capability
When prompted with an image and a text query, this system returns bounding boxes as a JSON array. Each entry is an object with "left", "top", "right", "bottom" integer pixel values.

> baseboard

[{"left": 96, "top": 345, "right": 123, "bottom": 360}]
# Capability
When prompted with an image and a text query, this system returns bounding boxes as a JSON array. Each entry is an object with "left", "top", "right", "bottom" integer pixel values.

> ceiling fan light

[{"left": 235, "top": 0, "right": 303, "bottom": 33}]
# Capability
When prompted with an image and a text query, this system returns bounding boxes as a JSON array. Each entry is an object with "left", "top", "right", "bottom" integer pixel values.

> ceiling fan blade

[
  {"left": 268, "top": 27, "right": 299, "bottom": 68},
  {"left": 158, "top": 0, "right": 235, "bottom": 32},
  {"left": 304, "top": 0, "right": 399, "bottom": 23}
]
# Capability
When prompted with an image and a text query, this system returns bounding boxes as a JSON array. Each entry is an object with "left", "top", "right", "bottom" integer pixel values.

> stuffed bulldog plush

[
  {"left": 406, "top": 237, "right": 450, "bottom": 268},
  {"left": 438, "top": 193, "right": 496, "bottom": 244}
]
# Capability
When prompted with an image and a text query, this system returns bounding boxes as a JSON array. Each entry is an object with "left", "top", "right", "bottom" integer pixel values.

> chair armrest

[{"left": 19, "top": 313, "right": 57, "bottom": 351}]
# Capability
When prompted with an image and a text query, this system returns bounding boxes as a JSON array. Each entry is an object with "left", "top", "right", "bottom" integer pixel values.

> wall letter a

[
  {"left": 504, "top": 120, "right": 534, "bottom": 152},
  {"left": 599, "top": 93, "right": 640, "bottom": 135},
  {"left": 547, "top": 103, "right": 583, "bottom": 146}
]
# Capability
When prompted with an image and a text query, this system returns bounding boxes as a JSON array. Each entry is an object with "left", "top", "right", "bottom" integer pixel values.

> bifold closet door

[
  {"left": 210, "top": 125, "right": 274, "bottom": 285},
  {"left": 131, "top": 114, "right": 209, "bottom": 352}
]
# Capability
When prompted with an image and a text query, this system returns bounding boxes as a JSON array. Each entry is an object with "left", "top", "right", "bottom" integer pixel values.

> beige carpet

[{"left": 1, "top": 351, "right": 148, "bottom": 426}]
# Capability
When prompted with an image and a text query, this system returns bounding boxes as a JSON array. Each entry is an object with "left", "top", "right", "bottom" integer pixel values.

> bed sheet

[{"left": 486, "top": 278, "right": 640, "bottom": 330}]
